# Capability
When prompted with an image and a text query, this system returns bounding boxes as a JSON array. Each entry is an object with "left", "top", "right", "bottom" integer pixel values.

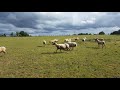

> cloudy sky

[{"left": 0, "top": 12, "right": 120, "bottom": 36}]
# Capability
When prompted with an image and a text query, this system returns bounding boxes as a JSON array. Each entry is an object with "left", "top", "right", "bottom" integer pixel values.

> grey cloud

[
  {"left": 0, "top": 12, "right": 40, "bottom": 29},
  {"left": 0, "top": 12, "right": 120, "bottom": 36}
]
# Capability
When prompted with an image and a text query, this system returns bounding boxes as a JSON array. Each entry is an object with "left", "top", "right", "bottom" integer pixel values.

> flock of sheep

[
  {"left": 0, "top": 36, "right": 106, "bottom": 54},
  {"left": 43, "top": 37, "right": 106, "bottom": 53}
]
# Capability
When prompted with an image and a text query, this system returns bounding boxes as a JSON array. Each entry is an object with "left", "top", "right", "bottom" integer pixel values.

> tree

[
  {"left": 110, "top": 29, "right": 120, "bottom": 35},
  {"left": 19, "top": 31, "right": 29, "bottom": 37},
  {"left": 10, "top": 32, "right": 14, "bottom": 37},
  {"left": 3, "top": 33, "right": 6, "bottom": 37},
  {"left": 0, "top": 34, "right": 6, "bottom": 37},
  {"left": 16, "top": 32, "right": 20, "bottom": 37},
  {"left": 99, "top": 31, "right": 105, "bottom": 35}
]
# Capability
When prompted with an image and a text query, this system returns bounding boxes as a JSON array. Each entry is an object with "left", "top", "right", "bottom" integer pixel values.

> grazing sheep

[
  {"left": 66, "top": 42, "right": 77, "bottom": 50},
  {"left": 74, "top": 37, "right": 79, "bottom": 41},
  {"left": 64, "top": 38, "right": 71, "bottom": 43},
  {"left": 49, "top": 39, "right": 59, "bottom": 44},
  {"left": 52, "top": 42, "right": 70, "bottom": 52},
  {"left": 82, "top": 37, "right": 87, "bottom": 42},
  {"left": 95, "top": 38, "right": 105, "bottom": 48},
  {"left": 0, "top": 46, "right": 6, "bottom": 54},
  {"left": 43, "top": 40, "right": 46, "bottom": 46}
]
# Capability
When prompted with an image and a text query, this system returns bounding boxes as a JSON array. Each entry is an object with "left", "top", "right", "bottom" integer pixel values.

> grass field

[{"left": 0, "top": 35, "right": 120, "bottom": 78}]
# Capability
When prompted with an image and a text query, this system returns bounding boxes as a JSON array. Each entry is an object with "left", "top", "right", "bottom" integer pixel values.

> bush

[{"left": 99, "top": 31, "right": 105, "bottom": 35}]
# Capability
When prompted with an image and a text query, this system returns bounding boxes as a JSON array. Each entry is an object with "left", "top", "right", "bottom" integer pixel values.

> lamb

[
  {"left": 95, "top": 38, "right": 105, "bottom": 48},
  {"left": 66, "top": 42, "right": 77, "bottom": 50},
  {"left": 52, "top": 42, "right": 70, "bottom": 52},
  {"left": 0, "top": 46, "right": 6, "bottom": 54}
]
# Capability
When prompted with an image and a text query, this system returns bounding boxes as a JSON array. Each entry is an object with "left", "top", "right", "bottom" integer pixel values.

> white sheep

[
  {"left": 43, "top": 40, "right": 46, "bottom": 46},
  {"left": 98, "top": 38, "right": 104, "bottom": 41},
  {"left": 66, "top": 42, "right": 77, "bottom": 50},
  {"left": 49, "top": 39, "right": 59, "bottom": 44},
  {"left": 53, "top": 39, "right": 58, "bottom": 42},
  {"left": 0, "top": 46, "right": 6, "bottom": 54},
  {"left": 95, "top": 38, "right": 105, "bottom": 48},
  {"left": 95, "top": 38, "right": 104, "bottom": 41},
  {"left": 52, "top": 42, "right": 70, "bottom": 52},
  {"left": 74, "top": 37, "right": 79, "bottom": 41},
  {"left": 82, "top": 37, "right": 87, "bottom": 42},
  {"left": 64, "top": 38, "right": 71, "bottom": 43}
]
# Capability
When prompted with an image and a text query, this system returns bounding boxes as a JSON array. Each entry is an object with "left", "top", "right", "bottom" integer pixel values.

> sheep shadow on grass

[
  {"left": 0, "top": 53, "right": 5, "bottom": 57},
  {"left": 37, "top": 44, "right": 50, "bottom": 47},
  {"left": 37, "top": 45, "right": 44, "bottom": 47},
  {"left": 41, "top": 51, "right": 68, "bottom": 54}
]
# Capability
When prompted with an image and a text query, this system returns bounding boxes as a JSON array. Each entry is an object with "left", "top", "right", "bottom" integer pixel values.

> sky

[{"left": 0, "top": 12, "right": 120, "bottom": 36}]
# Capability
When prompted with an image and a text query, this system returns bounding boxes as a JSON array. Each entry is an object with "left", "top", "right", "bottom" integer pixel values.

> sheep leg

[
  {"left": 104, "top": 43, "right": 106, "bottom": 47},
  {"left": 70, "top": 47, "right": 73, "bottom": 50},
  {"left": 56, "top": 48, "right": 58, "bottom": 52},
  {"left": 1, "top": 51, "right": 6, "bottom": 54},
  {"left": 97, "top": 44, "right": 99, "bottom": 48},
  {"left": 3, "top": 51, "right": 6, "bottom": 54},
  {"left": 102, "top": 44, "right": 103, "bottom": 49},
  {"left": 68, "top": 48, "right": 70, "bottom": 51},
  {"left": 60, "top": 49, "right": 62, "bottom": 52},
  {"left": 103, "top": 43, "right": 106, "bottom": 48}
]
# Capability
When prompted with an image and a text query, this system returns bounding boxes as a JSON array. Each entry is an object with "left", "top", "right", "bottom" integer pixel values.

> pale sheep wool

[
  {"left": 95, "top": 38, "right": 105, "bottom": 48},
  {"left": 43, "top": 40, "right": 46, "bottom": 45},
  {"left": 0, "top": 46, "right": 6, "bottom": 53},
  {"left": 52, "top": 42, "right": 70, "bottom": 52},
  {"left": 82, "top": 37, "right": 87, "bottom": 42},
  {"left": 66, "top": 42, "right": 77, "bottom": 50},
  {"left": 49, "top": 39, "right": 59, "bottom": 44}
]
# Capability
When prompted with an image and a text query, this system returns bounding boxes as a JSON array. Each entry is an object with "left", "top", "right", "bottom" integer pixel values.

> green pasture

[{"left": 0, "top": 35, "right": 120, "bottom": 78}]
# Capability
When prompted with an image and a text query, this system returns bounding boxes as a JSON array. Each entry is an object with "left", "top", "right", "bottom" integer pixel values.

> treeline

[
  {"left": 74, "top": 31, "right": 105, "bottom": 35},
  {"left": 10, "top": 31, "right": 30, "bottom": 37},
  {"left": 0, "top": 29, "right": 120, "bottom": 37},
  {"left": 74, "top": 29, "right": 120, "bottom": 35},
  {"left": 0, "top": 31, "right": 30, "bottom": 37},
  {"left": 110, "top": 29, "right": 120, "bottom": 35},
  {"left": 0, "top": 34, "right": 6, "bottom": 37},
  {"left": 78, "top": 33, "right": 92, "bottom": 35}
]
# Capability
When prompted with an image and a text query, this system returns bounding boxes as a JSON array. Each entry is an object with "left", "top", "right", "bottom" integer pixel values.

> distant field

[{"left": 0, "top": 35, "right": 120, "bottom": 78}]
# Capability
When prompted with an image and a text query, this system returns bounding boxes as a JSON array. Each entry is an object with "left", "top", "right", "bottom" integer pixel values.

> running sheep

[
  {"left": 66, "top": 42, "right": 77, "bottom": 50},
  {"left": 52, "top": 42, "right": 70, "bottom": 52},
  {"left": 0, "top": 46, "right": 6, "bottom": 54}
]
